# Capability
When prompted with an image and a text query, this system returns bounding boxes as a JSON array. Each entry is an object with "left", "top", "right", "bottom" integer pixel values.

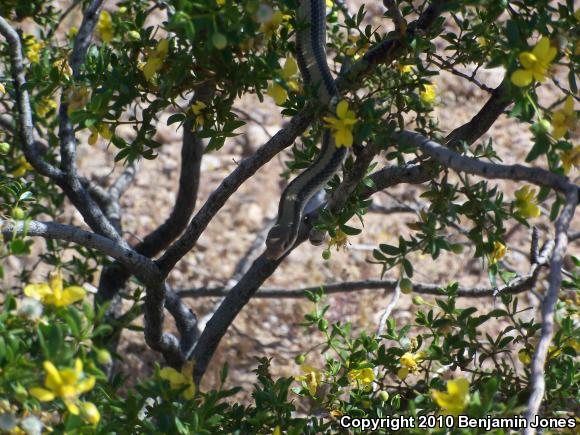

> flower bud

[
  {"left": 96, "top": 348, "right": 112, "bottom": 366},
  {"left": 80, "top": 402, "right": 100, "bottom": 425},
  {"left": 11, "top": 207, "right": 25, "bottom": 220},
  {"left": 412, "top": 295, "right": 425, "bottom": 305},
  {"left": 212, "top": 33, "right": 227, "bottom": 50},
  {"left": 400, "top": 278, "right": 413, "bottom": 294},
  {"left": 379, "top": 390, "right": 389, "bottom": 402},
  {"left": 127, "top": 30, "right": 141, "bottom": 41},
  {"left": 0, "top": 142, "right": 10, "bottom": 154},
  {"left": 532, "top": 119, "right": 552, "bottom": 135},
  {"left": 294, "top": 354, "right": 306, "bottom": 364}
]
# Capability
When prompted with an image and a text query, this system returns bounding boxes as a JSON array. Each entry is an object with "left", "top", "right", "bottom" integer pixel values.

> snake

[{"left": 265, "top": 0, "right": 348, "bottom": 260}]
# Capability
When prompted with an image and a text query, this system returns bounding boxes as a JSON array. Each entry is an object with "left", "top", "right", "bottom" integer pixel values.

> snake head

[{"left": 265, "top": 224, "right": 296, "bottom": 260}]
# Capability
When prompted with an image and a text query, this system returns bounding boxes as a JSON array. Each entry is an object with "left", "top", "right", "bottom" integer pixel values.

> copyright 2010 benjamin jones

[{"left": 338, "top": 415, "right": 577, "bottom": 432}]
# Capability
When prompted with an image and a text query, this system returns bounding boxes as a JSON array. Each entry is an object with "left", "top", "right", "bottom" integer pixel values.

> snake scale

[{"left": 265, "top": 0, "right": 347, "bottom": 260}]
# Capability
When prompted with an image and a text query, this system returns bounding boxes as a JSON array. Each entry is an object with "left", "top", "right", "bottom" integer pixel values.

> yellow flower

[
  {"left": 97, "top": 10, "right": 113, "bottom": 43},
  {"left": 295, "top": 365, "right": 322, "bottom": 396},
  {"left": 329, "top": 409, "right": 343, "bottom": 417},
  {"left": 328, "top": 228, "right": 348, "bottom": 251},
  {"left": 29, "top": 359, "right": 96, "bottom": 416},
  {"left": 347, "top": 366, "right": 375, "bottom": 388},
  {"left": 323, "top": 100, "right": 357, "bottom": 148},
  {"left": 345, "top": 34, "right": 369, "bottom": 58},
  {"left": 431, "top": 378, "right": 470, "bottom": 416},
  {"left": 272, "top": 426, "right": 282, "bottom": 435},
  {"left": 267, "top": 57, "right": 300, "bottom": 106},
  {"left": 88, "top": 124, "right": 113, "bottom": 145},
  {"left": 159, "top": 360, "right": 196, "bottom": 399},
  {"left": 190, "top": 101, "right": 207, "bottom": 127},
  {"left": 560, "top": 145, "right": 580, "bottom": 175},
  {"left": 397, "top": 367, "right": 409, "bottom": 380},
  {"left": 514, "top": 185, "right": 541, "bottom": 219},
  {"left": 53, "top": 58, "right": 73, "bottom": 78},
  {"left": 518, "top": 349, "right": 532, "bottom": 365},
  {"left": 400, "top": 352, "right": 419, "bottom": 373},
  {"left": 36, "top": 96, "right": 57, "bottom": 117},
  {"left": 259, "top": 10, "right": 284, "bottom": 39},
  {"left": 0, "top": 82, "right": 5, "bottom": 94},
  {"left": 68, "top": 26, "right": 78, "bottom": 39},
  {"left": 66, "top": 85, "right": 90, "bottom": 114},
  {"left": 11, "top": 156, "right": 33, "bottom": 177},
  {"left": 552, "top": 96, "right": 577, "bottom": 140},
  {"left": 398, "top": 63, "right": 413, "bottom": 74},
  {"left": 216, "top": 0, "right": 225, "bottom": 6},
  {"left": 267, "top": 83, "right": 288, "bottom": 105},
  {"left": 419, "top": 83, "right": 436, "bottom": 104},
  {"left": 79, "top": 401, "right": 100, "bottom": 425},
  {"left": 143, "top": 39, "right": 169, "bottom": 82},
  {"left": 511, "top": 37, "right": 558, "bottom": 87},
  {"left": 23, "top": 34, "right": 44, "bottom": 63},
  {"left": 24, "top": 271, "right": 86, "bottom": 307},
  {"left": 477, "top": 36, "right": 487, "bottom": 48},
  {"left": 489, "top": 241, "right": 507, "bottom": 265}
]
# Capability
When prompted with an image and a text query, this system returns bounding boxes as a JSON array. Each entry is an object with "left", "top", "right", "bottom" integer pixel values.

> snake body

[{"left": 265, "top": 0, "right": 347, "bottom": 260}]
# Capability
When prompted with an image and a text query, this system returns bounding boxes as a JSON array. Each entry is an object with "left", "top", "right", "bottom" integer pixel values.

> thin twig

[{"left": 176, "top": 270, "right": 542, "bottom": 299}]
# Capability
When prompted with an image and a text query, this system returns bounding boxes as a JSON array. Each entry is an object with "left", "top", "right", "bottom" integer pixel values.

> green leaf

[
  {"left": 10, "top": 239, "right": 32, "bottom": 256},
  {"left": 379, "top": 244, "right": 399, "bottom": 256},
  {"left": 402, "top": 258, "right": 413, "bottom": 278},
  {"left": 505, "top": 20, "right": 521, "bottom": 46},
  {"left": 167, "top": 113, "right": 185, "bottom": 126},
  {"left": 339, "top": 223, "right": 361, "bottom": 235},
  {"left": 525, "top": 134, "right": 549, "bottom": 162},
  {"left": 488, "top": 309, "right": 508, "bottom": 318}
]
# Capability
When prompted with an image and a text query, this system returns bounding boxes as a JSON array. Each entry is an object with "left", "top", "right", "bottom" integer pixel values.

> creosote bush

[{"left": 0, "top": 0, "right": 578, "bottom": 434}]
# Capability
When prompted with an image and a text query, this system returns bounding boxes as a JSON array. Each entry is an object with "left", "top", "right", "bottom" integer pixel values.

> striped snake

[{"left": 265, "top": 0, "right": 347, "bottom": 260}]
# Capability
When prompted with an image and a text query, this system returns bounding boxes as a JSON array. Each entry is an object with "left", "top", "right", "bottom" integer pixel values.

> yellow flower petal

[
  {"left": 183, "top": 385, "right": 196, "bottom": 399},
  {"left": 60, "top": 286, "right": 86, "bottom": 306},
  {"left": 24, "top": 284, "right": 52, "bottom": 300},
  {"left": 336, "top": 100, "right": 349, "bottom": 118},
  {"left": 519, "top": 52, "right": 537, "bottom": 69},
  {"left": 43, "top": 361, "right": 63, "bottom": 389},
  {"left": 76, "top": 376, "right": 96, "bottom": 394},
  {"left": 511, "top": 69, "right": 533, "bottom": 87},
  {"left": 267, "top": 83, "right": 288, "bottom": 105},
  {"left": 59, "top": 368, "right": 80, "bottom": 386},
  {"left": 532, "top": 37, "right": 550, "bottom": 60},
  {"left": 160, "top": 367, "right": 187, "bottom": 388},
  {"left": 335, "top": 128, "right": 353, "bottom": 148},
  {"left": 282, "top": 57, "right": 298, "bottom": 79},
  {"left": 64, "top": 400, "right": 80, "bottom": 415},
  {"left": 29, "top": 387, "right": 55, "bottom": 401}
]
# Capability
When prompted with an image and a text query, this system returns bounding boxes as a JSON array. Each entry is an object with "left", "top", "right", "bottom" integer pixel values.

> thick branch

[
  {"left": 0, "top": 17, "right": 63, "bottom": 179},
  {"left": 137, "top": 88, "right": 213, "bottom": 257},
  {"left": 524, "top": 188, "right": 578, "bottom": 432},
  {"left": 399, "top": 130, "right": 577, "bottom": 194},
  {"left": 0, "top": 218, "right": 160, "bottom": 285}
]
